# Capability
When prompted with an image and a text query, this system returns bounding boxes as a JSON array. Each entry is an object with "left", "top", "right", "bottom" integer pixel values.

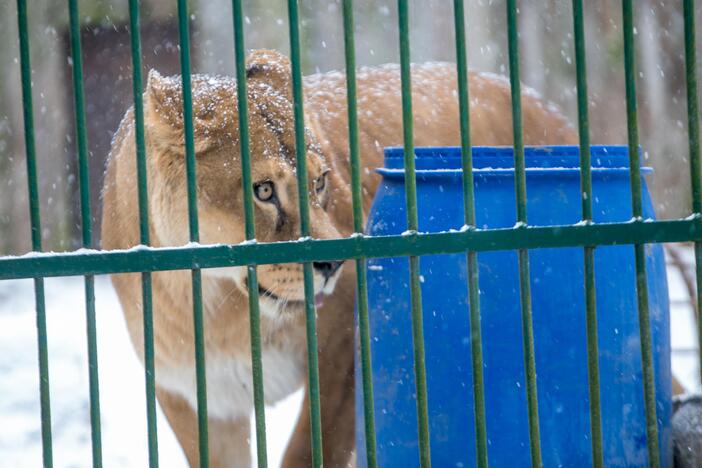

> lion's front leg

[
  {"left": 280, "top": 387, "right": 313, "bottom": 468},
  {"left": 281, "top": 369, "right": 355, "bottom": 468},
  {"left": 281, "top": 267, "right": 357, "bottom": 468},
  {"left": 156, "top": 387, "right": 251, "bottom": 468}
]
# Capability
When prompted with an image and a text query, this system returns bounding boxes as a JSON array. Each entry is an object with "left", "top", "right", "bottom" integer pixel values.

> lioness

[{"left": 101, "top": 49, "right": 575, "bottom": 467}]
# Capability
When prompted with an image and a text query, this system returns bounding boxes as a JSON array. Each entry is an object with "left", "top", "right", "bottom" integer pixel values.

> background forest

[{"left": 0, "top": 0, "right": 699, "bottom": 254}]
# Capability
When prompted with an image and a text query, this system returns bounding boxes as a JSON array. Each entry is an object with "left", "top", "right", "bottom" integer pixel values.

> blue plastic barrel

[{"left": 356, "top": 146, "right": 671, "bottom": 467}]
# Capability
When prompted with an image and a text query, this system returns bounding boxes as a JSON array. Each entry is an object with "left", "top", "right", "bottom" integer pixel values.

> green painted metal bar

[
  {"left": 397, "top": 1, "right": 431, "bottom": 466},
  {"left": 572, "top": 1, "right": 593, "bottom": 225},
  {"left": 177, "top": 2, "right": 200, "bottom": 243},
  {"left": 286, "top": 1, "right": 324, "bottom": 466},
  {"left": 231, "top": 0, "right": 268, "bottom": 465},
  {"left": 582, "top": 247, "right": 602, "bottom": 463},
  {"left": 341, "top": 1, "right": 378, "bottom": 467},
  {"left": 2, "top": 219, "right": 702, "bottom": 281},
  {"left": 232, "top": 2, "right": 257, "bottom": 244},
  {"left": 632, "top": 241, "right": 659, "bottom": 463},
  {"left": 622, "top": 1, "right": 660, "bottom": 466},
  {"left": 516, "top": 247, "right": 540, "bottom": 463},
  {"left": 301, "top": 262, "right": 322, "bottom": 467},
  {"left": 16, "top": 1, "right": 54, "bottom": 466},
  {"left": 506, "top": 4, "right": 527, "bottom": 225},
  {"left": 287, "top": 1, "right": 312, "bottom": 238},
  {"left": 127, "top": 0, "right": 159, "bottom": 465},
  {"left": 452, "top": 1, "right": 488, "bottom": 466},
  {"left": 343, "top": 4, "right": 363, "bottom": 235},
  {"left": 571, "top": 0, "right": 604, "bottom": 466},
  {"left": 67, "top": 0, "right": 92, "bottom": 250},
  {"left": 190, "top": 266, "right": 208, "bottom": 461},
  {"left": 696, "top": 242, "right": 702, "bottom": 384},
  {"left": 684, "top": 2, "right": 701, "bottom": 214},
  {"left": 128, "top": 3, "right": 149, "bottom": 248},
  {"left": 67, "top": 2, "right": 103, "bottom": 465},
  {"left": 683, "top": 0, "right": 702, "bottom": 387},
  {"left": 397, "top": 1, "right": 419, "bottom": 234},
  {"left": 140, "top": 271, "right": 158, "bottom": 465},
  {"left": 81, "top": 276, "right": 101, "bottom": 462},
  {"left": 176, "top": 1, "right": 209, "bottom": 466},
  {"left": 622, "top": 3, "right": 645, "bottom": 222},
  {"left": 16, "top": 0, "right": 40, "bottom": 253},
  {"left": 354, "top": 262, "right": 376, "bottom": 465},
  {"left": 452, "top": 1, "right": 474, "bottom": 237},
  {"left": 245, "top": 264, "right": 267, "bottom": 464},
  {"left": 31, "top": 278, "right": 51, "bottom": 467},
  {"left": 506, "top": 1, "right": 542, "bottom": 466}
]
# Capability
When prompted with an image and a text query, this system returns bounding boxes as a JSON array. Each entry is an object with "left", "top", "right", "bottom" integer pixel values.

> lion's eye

[
  {"left": 314, "top": 172, "right": 328, "bottom": 194},
  {"left": 254, "top": 181, "right": 275, "bottom": 202}
]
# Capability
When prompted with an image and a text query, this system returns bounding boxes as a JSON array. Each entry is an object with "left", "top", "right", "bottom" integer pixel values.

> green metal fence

[{"left": 4, "top": 0, "right": 702, "bottom": 467}]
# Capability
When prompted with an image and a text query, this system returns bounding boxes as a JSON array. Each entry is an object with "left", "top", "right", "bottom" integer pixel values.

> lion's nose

[{"left": 313, "top": 260, "right": 343, "bottom": 280}]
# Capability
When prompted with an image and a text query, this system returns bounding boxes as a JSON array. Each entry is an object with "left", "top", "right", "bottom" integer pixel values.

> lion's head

[{"left": 142, "top": 50, "right": 344, "bottom": 316}]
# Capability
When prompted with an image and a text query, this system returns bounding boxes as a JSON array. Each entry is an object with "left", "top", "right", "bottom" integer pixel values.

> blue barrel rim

[{"left": 381, "top": 145, "right": 647, "bottom": 174}]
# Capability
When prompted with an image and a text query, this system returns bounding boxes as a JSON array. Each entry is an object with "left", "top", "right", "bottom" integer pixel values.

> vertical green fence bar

[
  {"left": 452, "top": 1, "right": 488, "bottom": 466},
  {"left": 505, "top": 1, "right": 542, "bottom": 466},
  {"left": 621, "top": 1, "right": 660, "bottom": 466},
  {"left": 176, "top": 1, "right": 210, "bottom": 466},
  {"left": 231, "top": 1, "right": 268, "bottom": 466},
  {"left": 67, "top": 0, "right": 103, "bottom": 465},
  {"left": 683, "top": 0, "right": 702, "bottom": 387},
  {"left": 286, "top": 1, "right": 324, "bottom": 466},
  {"left": 128, "top": 0, "right": 159, "bottom": 465},
  {"left": 397, "top": 1, "right": 431, "bottom": 466},
  {"left": 341, "top": 1, "right": 378, "bottom": 467},
  {"left": 571, "top": 0, "right": 604, "bottom": 466},
  {"left": 16, "top": 1, "right": 53, "bottom": 466}
]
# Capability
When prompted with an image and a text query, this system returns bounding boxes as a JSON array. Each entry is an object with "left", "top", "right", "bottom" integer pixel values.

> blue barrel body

[{"left": 356, "top": 146, "right": 671, "bottom": 468}]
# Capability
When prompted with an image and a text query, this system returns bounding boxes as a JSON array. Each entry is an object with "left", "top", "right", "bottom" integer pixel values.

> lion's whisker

[{"left": 215, "top": 283, "right": 241, "bottom": 312}]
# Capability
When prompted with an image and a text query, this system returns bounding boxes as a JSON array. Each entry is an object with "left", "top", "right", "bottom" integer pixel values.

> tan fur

[{"left": 101, "top": 50, "right": 576, "bottom": 467}]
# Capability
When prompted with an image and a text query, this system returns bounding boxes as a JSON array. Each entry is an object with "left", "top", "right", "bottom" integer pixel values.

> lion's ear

[
  {"left": 245, "top": 49, "right": 292, "bottom": 101},
  {"left": 145, "top": 69, "right": 184, "bottom": 129},
  {"left": 144, "top": 69, "right": 185, "bottom": 153}
]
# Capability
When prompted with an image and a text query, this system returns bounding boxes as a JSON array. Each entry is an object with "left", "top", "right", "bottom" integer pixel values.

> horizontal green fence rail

[{"left": 1, "top": 218, "right": 700, "bottom": 281}]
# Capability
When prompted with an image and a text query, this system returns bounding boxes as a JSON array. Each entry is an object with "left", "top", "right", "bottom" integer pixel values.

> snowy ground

[
  {"left": 0, "top": 246, "right": 699, "bottom": 467},
  {"left": 0, "top": 275, "right": 302, "bottom": 468}
]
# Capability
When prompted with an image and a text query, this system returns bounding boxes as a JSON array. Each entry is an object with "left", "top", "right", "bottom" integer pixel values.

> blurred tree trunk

[
  {"left": 62, "top": 20, "right": 188, "bottom": 248},
  {"left": 0, "top": 0, "right": 70, "bottom": 255}
]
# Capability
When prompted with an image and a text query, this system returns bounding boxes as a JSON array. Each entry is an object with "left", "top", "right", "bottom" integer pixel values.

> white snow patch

[{"left": 0, "top": 277, "right": 301, "bottom": 467}]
